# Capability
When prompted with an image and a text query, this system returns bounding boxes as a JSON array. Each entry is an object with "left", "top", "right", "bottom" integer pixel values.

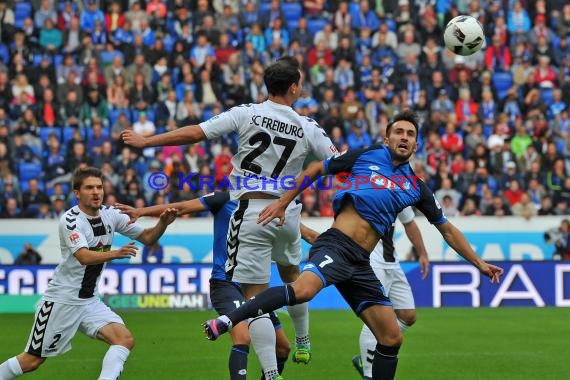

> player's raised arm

[
  {"left": 115, "top": 198, "right": 208, "bottom": 223},
  {"left": 135, "top": 208, "right": 179, "bottom": 246},
  {"left": 436, "top": 221, "right": 503, "bottom": 282},
  {"left": 121, "top": 125, "right": 206, "bottom": 148},
  {"left": 257, "top": 160, "right": 326, "bottom": 226}
]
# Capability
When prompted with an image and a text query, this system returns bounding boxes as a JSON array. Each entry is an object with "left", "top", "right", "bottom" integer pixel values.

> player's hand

[
  {"left": 419, "top": 255, "right": 430, "bottom": 280},
  {"left": 115, "top": 242, "right": 138, "bottom": 259},
  {"left": 114, "top": 203, "right": 140, "bottom": 225},
  {"left": 121, "top": 130, "right": 146, "bottom": 148},
  {"left": 159, "top": 208, "right": 178, "bottom": 225},
  {"left": 480, "top": 263, "right": 504, "bottom": 284},
  {"left": 258, "top": 200, "right": 287, "bottom": 226}
]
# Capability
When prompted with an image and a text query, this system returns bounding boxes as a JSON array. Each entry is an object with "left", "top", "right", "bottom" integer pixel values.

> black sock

[
  {"left": 372, "top": 343, "right": 399, "bottom": 380},
  {"left": 229, "top": 344, "right": 249, "bottom": 380},
  {"left": 227, "top": 285, "right": 297, "bottom": 326},
  {"left": 277, "top": 355, "right": 288, "bottom": 374}
]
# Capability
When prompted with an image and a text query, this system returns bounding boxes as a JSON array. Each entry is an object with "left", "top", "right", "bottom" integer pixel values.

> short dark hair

[
  {"left": 264, "top": 56, "right": 301, "bottom": 97},
  {"left": 385, "top": 110, "right": 419, "bottom": 139},
  {"left": 72, "top": 167, "right": 103, "bottom": 190}
]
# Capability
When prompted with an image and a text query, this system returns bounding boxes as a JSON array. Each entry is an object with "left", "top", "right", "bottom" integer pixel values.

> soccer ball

[{"left": 444, "top": 15, "right": 485, "bottom": 56}]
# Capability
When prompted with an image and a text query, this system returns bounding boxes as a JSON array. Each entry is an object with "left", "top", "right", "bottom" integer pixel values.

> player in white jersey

[
  {"left": 0, "top": 167, "right": 178, "bottom": 380},
  {"left": 352, "top": 206, "right": 430, "bottom": 380},
  {"left": 122, "top": 56, "right": 337, "bottom": 379}
]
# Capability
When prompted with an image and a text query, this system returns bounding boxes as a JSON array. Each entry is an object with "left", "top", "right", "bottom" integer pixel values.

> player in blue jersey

[
  {"left": 115, "top": 192, "right": 319, "bottom": 380},
  {"left": 203, "top": 110, "right": 504, "bottom": 380}
]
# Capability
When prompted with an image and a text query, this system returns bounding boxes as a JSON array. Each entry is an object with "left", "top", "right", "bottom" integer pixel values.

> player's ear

[{"left": 383, "top": 135, "right": 389, "bottom": 145}]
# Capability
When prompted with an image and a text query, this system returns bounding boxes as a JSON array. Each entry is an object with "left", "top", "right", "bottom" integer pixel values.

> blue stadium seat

[
  {"left": 0, "top": 44, "right": 8, "bottom": 66},
  {"left": 61, "top": 126, "right": 77, "bottom": 144},
  {"left": 492, "top": 72, "right": 513, "bottom": 100},
  {"left": 307, "top": 18, "right": 327, "bottom": 35},
  {"left": 259, "top": 2, "right": 272, "bottom": 19},
  {"left": 287, "top": 19, "right": 299, "bottom": 34},
  {"left": 132, "top": 109, "right": 155, "bottom": 123},
  {"left": 109, "top": 109, "right": 130, "bottom": 126},
  {"left": 281, "top": 3, "right": 302, "bottom": 23},
  {"left": 18, "top": 162, "right": 43, "bottom": 183},
  {"left": 385, "top": 19, "right": 396, "bottom": 32},
  {"left": 15, "top": 2, "right": 32, "bottom": 19},
  {"left": 39, "top": 127, "right": 61, "bottom": 142}
]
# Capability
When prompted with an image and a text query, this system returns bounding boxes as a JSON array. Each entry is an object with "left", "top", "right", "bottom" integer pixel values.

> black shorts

[
  {"left": 302, "top": 228, "right": 392, "bottom": 315},
  {"left": 209, "top": 279, "right": 282, "bottom": 328}
]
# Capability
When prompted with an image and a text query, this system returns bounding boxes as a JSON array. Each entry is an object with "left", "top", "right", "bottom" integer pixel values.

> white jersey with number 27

[{"left": 200, "top": 100, "right": 337, "bottom": 198}]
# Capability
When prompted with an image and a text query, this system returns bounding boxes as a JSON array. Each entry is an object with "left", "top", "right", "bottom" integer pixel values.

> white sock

[
  {"left": 397, "top": 318, "right": 410, "bottom": 333},
  {"left": 0, "top": 357, "right": 24, "bottom": 379},
  {"left": 287, "top": 302, "right": 310, "bottom": 347},
  {"left": 248, "top": 315, "right": 278, "bottom": 376},
  {"left": 359, "top": 325, "right": 376, "bottom": 378},
  {"left": 98, "top": 345, "right": 130, "bottom": 380}
]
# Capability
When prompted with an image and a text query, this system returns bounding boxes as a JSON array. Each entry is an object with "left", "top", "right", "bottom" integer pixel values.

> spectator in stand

[
  {"left": 485, "top": 34, "right": 512, "bottom": 72},
  {"left": 503, "top": 179, "right": 525, "bottom": 206},
  {"left": 546, "top": 158, "right": 567, "bottom": 193},
  {"left": 553, "top": 178, "right": 570, "bottom": 210},
  {"left": 80, "top": 0, "right": 105, "bottom": 34},
  {"left": 346, "top": 122, "right": 372, "bottom": 150},
  {"left": 14, "top": 243, "right": 42, "bottom": 265},
  {"left": 485, "top": 195, "right": 513, "bottom": 216},
  {"left": 512, "top": 193, "right": 537, "bottom": 219},
  {"left": 440, "top": 122, "right": 464, "bottom": 155}
]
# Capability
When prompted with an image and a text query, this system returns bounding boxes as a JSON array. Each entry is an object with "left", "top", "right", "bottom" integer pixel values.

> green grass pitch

[{"left": 1, "top": 308, "right": 568, "bottom": 379}]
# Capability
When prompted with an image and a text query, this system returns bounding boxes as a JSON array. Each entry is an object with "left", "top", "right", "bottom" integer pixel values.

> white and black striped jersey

[
  {"left": 200, "top": 101, "right": 337, "bottom": 198},
  {"left": 370, "top": 206, "right": 416, "bottom": 268},
  {"left": 43, "top": 206, "right": 144, "bottom": 305}
]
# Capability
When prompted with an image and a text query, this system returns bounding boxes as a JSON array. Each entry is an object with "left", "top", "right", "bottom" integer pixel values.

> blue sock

[
  {"left": 227, "top": 285, "right": 296, "bottom": 326},
  {"left": 229, "top": 344, "right": 249, "bottom": 380}
]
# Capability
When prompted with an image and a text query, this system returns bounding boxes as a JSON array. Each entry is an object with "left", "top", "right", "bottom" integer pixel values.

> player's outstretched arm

[
  {"left": 115, "top": 199, "right": 207, "bottom": 223},
  {"left": 121, "top": 125, "right": 206, "bottom": 148},
  {"left": 74, "top": 242, "right": 139, "bottom": 265},
  {"left": 300, "top": 223, "right": 320, "bottom": 244},
  {"left": 136, "top": 208, "right": 179, "bottom": 246},
  {"left": 403, "top": 220, "right": 430, "bottom": 279},
  {"left": 258, "top": 160, "right": 326, "bottom": 226},
  {"left": 435, "top": 221, "right": 504, "bottom": 283}
]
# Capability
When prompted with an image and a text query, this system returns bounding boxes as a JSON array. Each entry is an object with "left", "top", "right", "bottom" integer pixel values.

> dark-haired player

[
  {"left": 122, "top": 56, "right": 337, "bottom": 379},
  {"left": 204, "top": 111, "right": 504, "bottom": 380},
  {"left": 0, "top": 167, "right": 177, "bottom": 379}
]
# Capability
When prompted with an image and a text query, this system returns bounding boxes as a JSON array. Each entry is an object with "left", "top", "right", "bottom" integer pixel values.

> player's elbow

[{"left": 186, "top": 125, "right": 206, "bottom": 143}]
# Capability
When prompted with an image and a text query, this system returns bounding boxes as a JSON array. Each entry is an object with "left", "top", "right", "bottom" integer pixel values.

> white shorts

[
  {"left": 25, "top": 299, "right": 124, "bottom": 357},
  {"left": 371, "top": 264, "right": 415, "bottom": 310},
  {"left": 226, "top": 199, "right": 302, "bottom": 284}
]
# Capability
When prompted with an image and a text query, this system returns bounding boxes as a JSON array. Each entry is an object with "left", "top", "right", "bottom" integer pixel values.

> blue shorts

[
  {"left": 302, "top": 228, "right": 392, "bottom": 315},
  {"left": 209, "top": 279, "right": 282, "bottom": 328}
]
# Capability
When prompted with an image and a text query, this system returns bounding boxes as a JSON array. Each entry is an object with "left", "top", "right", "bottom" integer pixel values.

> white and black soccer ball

[{"left": 444, "top": 15, "right": 485, "bottom": 56}]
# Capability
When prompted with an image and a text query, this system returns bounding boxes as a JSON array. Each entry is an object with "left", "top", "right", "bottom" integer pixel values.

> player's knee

[
  {"left": 114, "top": 332, "right": 135, "bottom": 350},
  {"left": 397, "top": 310, "right": 417, "bottom": 327},
  {"left": 290, "top": 276, "right": 320, "bottom": 303},
  {"left": 291, "top": 285, "right": 314, "bottom": 303},
  {"left": 18, "top": 353, "right": 45, "bottom": 372},
  {"left": 382, "top": 330, "right": 403, "bottom": 347}
]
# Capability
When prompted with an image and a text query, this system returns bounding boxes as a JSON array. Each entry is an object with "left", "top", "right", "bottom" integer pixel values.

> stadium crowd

[{"left": 0, "top": 0, "right": 569, "bottom": 220}]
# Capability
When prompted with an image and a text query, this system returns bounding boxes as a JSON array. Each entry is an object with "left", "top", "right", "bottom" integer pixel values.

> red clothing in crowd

[
  {"left": 214, "top": 154, "right": 233, "bottom": 184},
  {"left": 503, "top": 189, "right": 524, "bottom": 205}
]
